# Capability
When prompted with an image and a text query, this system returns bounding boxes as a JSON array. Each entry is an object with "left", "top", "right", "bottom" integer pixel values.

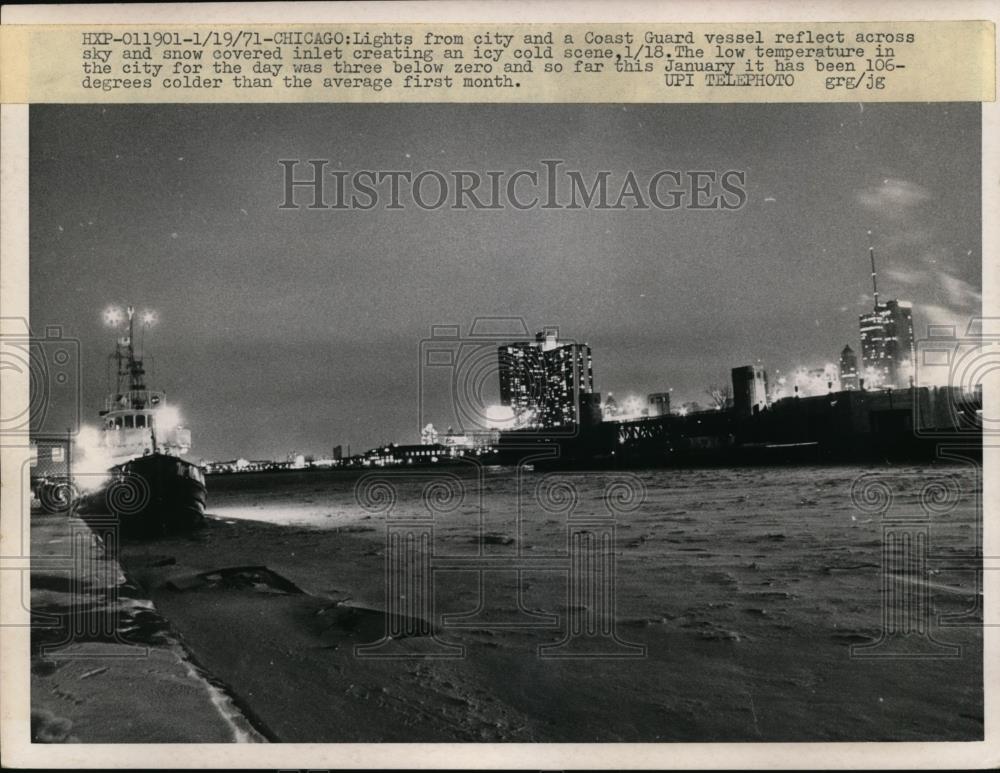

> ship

[{"left": 76, "top": 305, "right": 206, "bottom": 535}]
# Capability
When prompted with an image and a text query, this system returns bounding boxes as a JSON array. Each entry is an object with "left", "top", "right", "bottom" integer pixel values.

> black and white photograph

[
  {"left": 23, "top": 99, "right": 986, "bottom": 744},
  {"left": 1, "top": 3, "right": 997, "bottom": 769}
]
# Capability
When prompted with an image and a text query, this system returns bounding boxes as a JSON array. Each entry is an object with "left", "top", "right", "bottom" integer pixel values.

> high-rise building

[
  {"left": 859, "top": 300, "right": 915, "bottom": 388},
  {"left": 839, "top": 345, "right": 859, "bottom": 390},
  {"left": 647, "top": 392, "right": 671, "bottom": 417},
  {"left": 541, "top": 340, "right": 594, "bottom": 427},
  {"left": 497, "top": 340, "right": 545, "bottom": 426},
  {"left": 731, "top": 365, "right": 769, "bottom": 415},
  {"left": 497, "top": 330, "right": 594, "bottom": 429},
  {"left": 858, "top": 241, "right": 916, "bottom": 388}
]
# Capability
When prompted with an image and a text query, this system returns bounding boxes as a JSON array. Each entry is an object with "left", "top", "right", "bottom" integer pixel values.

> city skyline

[{"left": 29, "top": 103, "right": 980, "bottom": 460}]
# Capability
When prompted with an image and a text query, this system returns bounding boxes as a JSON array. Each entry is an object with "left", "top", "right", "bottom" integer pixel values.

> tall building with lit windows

[
  {"left": 857, "top": 239, "right": 916, "bottom": 389},
  {"left": 497, "top": 340, "right": 545, "bottom": 426},
  {"left": 541, "top": 339, "right": 594, "bottom": 428},
  {"left": 497, "top": 330, "right": 594, "bottom": 429},
  {"left": 859, "top": 301, "right": 915, "bottom": 389}
]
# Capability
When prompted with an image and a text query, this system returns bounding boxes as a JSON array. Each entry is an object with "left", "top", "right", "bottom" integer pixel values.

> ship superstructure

[{"left": 99, "top": 305, "right": 190, "bottom": 461}]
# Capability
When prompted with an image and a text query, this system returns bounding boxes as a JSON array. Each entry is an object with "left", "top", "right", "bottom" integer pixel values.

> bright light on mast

[{"left": 103, "top": 306, "right": 123, "bottom": 327}]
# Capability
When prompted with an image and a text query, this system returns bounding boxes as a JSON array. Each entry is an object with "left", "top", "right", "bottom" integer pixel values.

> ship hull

[{"left": 77, "top": 453, "right": 206, "bottom": 536}]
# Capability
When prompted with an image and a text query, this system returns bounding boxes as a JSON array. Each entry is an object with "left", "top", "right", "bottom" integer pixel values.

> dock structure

[{"left": 492, "top": 384, "right": 981, "bottom": 468}]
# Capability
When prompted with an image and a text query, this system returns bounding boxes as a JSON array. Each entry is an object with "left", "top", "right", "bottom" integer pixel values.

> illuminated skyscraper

[
  {"left": 497, "top": 330, "right": 594, "bottom": 429},
  {"left": 859, "top": 300, "right": 915, "bottom": 388},
  {"left": 858, "top": 239, "right": 916, "bottom": 388},
  {"left": 839, "top": 345, "right": 859, "bottom": 391},
  {"left": 497, "top": 340, "right": 545, "bottom": 426},
  {"left": 542, "top": 340, "right": 594, "bottom": 427}
]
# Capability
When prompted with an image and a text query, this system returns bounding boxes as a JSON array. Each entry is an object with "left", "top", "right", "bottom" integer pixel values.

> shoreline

[
  {"left": 29, "top": 509, "right": 267, "bottom": 743},
  {"left": 203, "top": 453, "right": 980, "bottom": 479}
]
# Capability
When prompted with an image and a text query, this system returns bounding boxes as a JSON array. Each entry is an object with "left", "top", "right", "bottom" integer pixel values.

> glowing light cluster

[
  {"left": 770, "top": 364, "right": 841, "bottom": 399},
  {"left": 103, "top": 306, "right": 124, "bottom": 327},
  {"left": 103, "top": 305, "right": 158, "bottom": 327},
  {"left": 618, "top": 395, "right": 645, "bottom": 420},
  {"left": 484, "top": 404, "right": 515, "bottom": 430},
  {"left": 861, "top": 366, "right": 885, "bottom": 390}
]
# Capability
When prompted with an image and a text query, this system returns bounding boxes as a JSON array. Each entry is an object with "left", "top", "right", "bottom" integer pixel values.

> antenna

[{"left": 868, "top": 230, "right": 880, "bottom": 310}]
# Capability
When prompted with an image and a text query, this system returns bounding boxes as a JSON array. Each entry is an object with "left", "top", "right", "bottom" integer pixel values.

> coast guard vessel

[{"left": 77, "top": 305, "right": 206, "bottom": 534}]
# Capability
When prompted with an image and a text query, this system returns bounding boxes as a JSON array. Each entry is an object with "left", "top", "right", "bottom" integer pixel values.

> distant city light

[
  {"left": 862, "top": 366, "right": 885, "bottom": 389},
  {"left": 141, "top": 310, "right": 157, "bottom": 326},
  {"left": 793, "top": 363, "right": 840, "bottom": 397},
  {"left": 619, "top": 395, "right": 645, "bottom": 420},
  {"left": 484, "top": 404, "right": 515, "bottom": 430},
  {"left": 513, "top": 407, "right": 538, "bottom": 429}
]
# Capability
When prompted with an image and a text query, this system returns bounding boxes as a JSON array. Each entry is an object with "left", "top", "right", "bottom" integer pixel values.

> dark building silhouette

[
  {"left": 579, "top": 392, "right": 604, "bottom": 426},
  {"left": 839, "top": 345, "right": 859, "bottom": 391},
  {"left": 731, "top": 365, "right": 769, "bottom": 416}
]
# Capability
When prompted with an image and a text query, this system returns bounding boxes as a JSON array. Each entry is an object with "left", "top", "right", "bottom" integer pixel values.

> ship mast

[
  {"left": 125, "top": 305, "right": 146, "bottom": 397},
  {"left": 108, "top": 304, "right": 149, "bottom": 410},
  {"left": 868, "top": 230, "right": 880, "bottom": 310},
  {"left": 114, "top": 305, "right": 146, "bottom": 407}
]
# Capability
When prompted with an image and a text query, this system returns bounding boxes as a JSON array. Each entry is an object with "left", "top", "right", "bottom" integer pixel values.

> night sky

[{"left": 30, "top": 103, "right": 980, "bottom": 461}]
